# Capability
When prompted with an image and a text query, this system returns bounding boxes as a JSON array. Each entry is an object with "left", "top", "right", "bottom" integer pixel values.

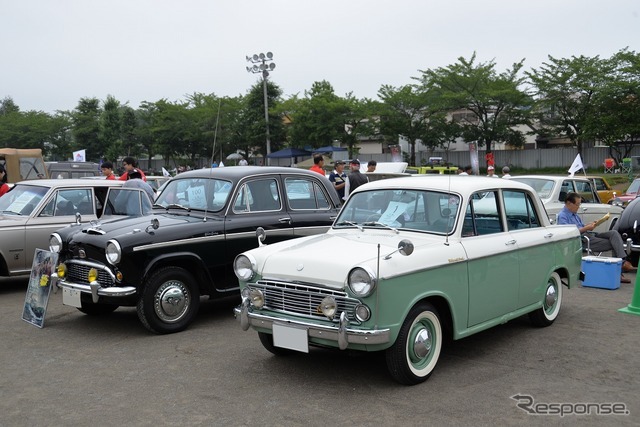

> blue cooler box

[{"left": 581, "top": 256, "right": 622, "bottom": 290}]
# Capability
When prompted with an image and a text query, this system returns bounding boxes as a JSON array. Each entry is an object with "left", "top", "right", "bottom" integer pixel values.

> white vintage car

[
  {"left": 511, "top": 175, "right": 622, "bottom": 232},
  {"left": 233, "top": 176, "right": 583, "bottom": 385}
]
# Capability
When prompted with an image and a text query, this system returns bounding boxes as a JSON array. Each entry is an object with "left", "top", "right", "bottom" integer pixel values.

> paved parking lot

[{"left": 1, "top": 273, "right": 639, "bottom": 426}]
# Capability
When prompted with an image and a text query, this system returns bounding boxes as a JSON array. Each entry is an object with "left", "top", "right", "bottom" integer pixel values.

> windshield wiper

[
  {"left": 162, "top": 203, "right": 191, "bottom": 212},
  {"left": 335, "top": 220, "right": 363, "bottom": 231},
  {"left": 362, "top": 221, "right": 399, "bottom": 233}
]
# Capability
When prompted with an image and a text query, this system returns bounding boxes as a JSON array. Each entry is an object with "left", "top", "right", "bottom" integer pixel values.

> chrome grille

[
  {"left": 65, "top": 261, "right": 115, "bottom": 287},
  {"left": 251, "top": 280, "right": 360, "bottom": 323}
]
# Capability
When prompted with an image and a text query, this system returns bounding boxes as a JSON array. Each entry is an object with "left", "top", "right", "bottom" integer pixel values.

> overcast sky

[{"left": 2, "top": 0, "right": 639, "bottom": 114}]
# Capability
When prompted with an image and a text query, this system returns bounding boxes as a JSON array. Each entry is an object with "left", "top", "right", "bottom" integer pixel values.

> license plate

[
  {"left": 62, "top": 288, "right": 82, "bottom": 308},
  {"left": 272, "top": 323, "right": 309, "bottom": 353}
]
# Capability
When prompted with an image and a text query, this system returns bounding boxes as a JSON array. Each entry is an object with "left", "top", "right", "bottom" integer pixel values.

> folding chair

[
  {"left": 603, "top": 158, "right": 615, "bottom": 174},
  {"left": 621, "top": 158, "right": 632, "bottom": 174}
]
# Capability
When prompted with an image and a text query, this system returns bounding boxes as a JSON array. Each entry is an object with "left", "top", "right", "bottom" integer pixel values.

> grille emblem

[{"left": 79, "top": 249, "right": 86, "bottom": 259}]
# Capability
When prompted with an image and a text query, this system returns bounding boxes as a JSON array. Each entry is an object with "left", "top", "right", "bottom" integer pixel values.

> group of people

[
  {"left": 458, "top": 165, "right": 512, "bottom": 178},
  {"left": 100, "top": 157, "right": 155, "bottom": 202},
  {"left": 309, "top": 154, "right": 376, "bottom": 201}
]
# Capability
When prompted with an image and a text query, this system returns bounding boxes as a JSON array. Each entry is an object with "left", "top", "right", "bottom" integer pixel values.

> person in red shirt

[
  {"left": 309, "top": 154, "right": 325, "bottom": 176},
  {"left": 118, "top": 156, "right": 147, "bottom": 182},
  {"left": 0, "top": 165, "right": 9, "bottom": 197},
  {"left": 101, "top": 161, "right": 116, "bottom": 180}
]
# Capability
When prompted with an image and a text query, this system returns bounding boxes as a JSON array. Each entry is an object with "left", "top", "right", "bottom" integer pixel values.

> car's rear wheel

[
  {"left": 385, "top": 302, "right": 442, "bottom": 385},
  {"left": 77, "top": 301, "right": 118, "bottom": 316},
  {"left": 137, "top": 266, "right": 200, "bottom": 334},
  {"left": 529, "top": 271, "right": 563, "bottom": 327}
]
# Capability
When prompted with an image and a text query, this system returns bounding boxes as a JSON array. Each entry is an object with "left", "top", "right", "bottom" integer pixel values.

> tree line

[{"left": 1, "top": 48, "right": 639, "bottom": 168}]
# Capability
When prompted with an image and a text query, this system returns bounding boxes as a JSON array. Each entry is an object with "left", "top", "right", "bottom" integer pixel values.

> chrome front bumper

[
  {"left": 52, "top": 273, "right": 137, "bottom": 303},
  {"left": 234, "top": 298, "right": 390, "bottom": 350}
]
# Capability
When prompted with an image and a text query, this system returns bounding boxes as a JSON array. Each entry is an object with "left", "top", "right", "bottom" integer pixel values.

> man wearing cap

[
  {"left": 343, "top": 159, "right": 368, "bottom": 200},
  {"left": 487, "top": 165, "right": 498, "bottom": 177},
  {"left": 329, "top": 160, "right": 347, "bottom": 201}
]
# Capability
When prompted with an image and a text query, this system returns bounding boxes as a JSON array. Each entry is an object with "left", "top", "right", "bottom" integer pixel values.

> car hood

[
  {"left": 63, "top": 211, "right": 221, "bottom": 245},
  {"left": 249, "top": 230, "right": 452, "bottom": 291}
]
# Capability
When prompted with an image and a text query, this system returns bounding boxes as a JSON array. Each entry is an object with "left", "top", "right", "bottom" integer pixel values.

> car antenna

[{"left": 204, "top": 98, "right": 222, "bottom": 223}]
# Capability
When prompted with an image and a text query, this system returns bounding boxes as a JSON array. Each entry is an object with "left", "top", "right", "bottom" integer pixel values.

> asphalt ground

[{"left": 0, "top": 271, "right": 639, "bottom": 427}]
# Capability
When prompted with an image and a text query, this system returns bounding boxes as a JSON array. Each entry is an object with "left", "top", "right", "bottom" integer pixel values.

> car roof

[
  {"left": 513, "top": 175, "right": 590, "bottom": 182},
  {"left": 173, "top": 166, "right": 327, "bottom": 180},
  {"left": 354, "top": 175, "right": 534, "bottom": 194},
  {"left": 13, "top": 178, "right": 125, "bottom": 188}
]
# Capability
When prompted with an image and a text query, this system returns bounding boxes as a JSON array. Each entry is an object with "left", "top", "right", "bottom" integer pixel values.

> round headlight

[
  {"left": 348, "top": 267, "right": 377, "bottom": 297},
  {"left": 234, "top": 254, "right": 256, "bottom": 281},
  {"left": 355, "top": 304, "right": 371, "bottom": 322},
  {"left": 105, "top": 240, "right": 122, "bottom": 265},
  {"left": 249, "top": 288, "right": 265, "bottom": 309},
  {"left": 49, "top": 233, "right": 63, "bottom": 253},
  {"left": 320, "top": 296, "right": 337, "bottom": 319}
]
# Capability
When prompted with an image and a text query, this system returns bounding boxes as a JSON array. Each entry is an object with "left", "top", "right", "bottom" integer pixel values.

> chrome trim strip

[
  {"left": 233, "top": 307, "right": 390, "bottom": 346},
  {"left": 58, "top": 280, "right": 137, "bottom": 297}
]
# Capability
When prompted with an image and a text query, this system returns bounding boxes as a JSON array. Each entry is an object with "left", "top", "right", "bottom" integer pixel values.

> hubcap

[
  {"left": 154, "top": 281, "right": 190, "bottom": 322},
  {"left": 412, "top": 327, "right": 432, "bottom": 360},
  {"left": 545, "top": 284, "right": 557, "bottom": 310}
]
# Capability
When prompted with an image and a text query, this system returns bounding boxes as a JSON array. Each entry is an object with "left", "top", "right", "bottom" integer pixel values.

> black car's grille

[
  {"left": 251, "top": 280, "right": 360, "bottom": 323},
  {"left": 65, "top": 260, "right": 115, "bottom": 287}
]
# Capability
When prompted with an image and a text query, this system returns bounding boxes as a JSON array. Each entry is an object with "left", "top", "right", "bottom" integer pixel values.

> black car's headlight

[
  {"left": 234, "top": 254, "right": 257, "bottom": 281},
  {"left": 49, "top": 233, "right": 63, "bottom": 253},
  {"left": 105, "top": 240, "right": 122, "bottom": 265},
  {"left": 348, "top": 266, "right": 377, "bottom": 297}
]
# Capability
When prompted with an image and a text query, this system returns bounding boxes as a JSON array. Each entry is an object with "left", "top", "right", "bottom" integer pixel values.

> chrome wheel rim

[{"left": 154, "top": 280, "right": 190, "bottom": 323}]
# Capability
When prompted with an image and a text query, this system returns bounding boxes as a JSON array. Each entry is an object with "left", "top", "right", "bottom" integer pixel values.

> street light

[{"left": 246, "top": 52, "right": 276, "bottom": 165}]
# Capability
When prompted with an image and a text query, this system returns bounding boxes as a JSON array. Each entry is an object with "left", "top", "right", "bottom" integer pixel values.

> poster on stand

[{"left": 21, "top": 249, "right": 58, "bottom": 328}]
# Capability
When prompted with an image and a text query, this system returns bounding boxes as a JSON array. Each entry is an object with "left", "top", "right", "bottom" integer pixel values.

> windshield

[
  {"left": 335, "top": 189, "right": 460, "bottom": 234},
  {"left": 155, "top": 177, "right": 232, "bottom": 211},
  {"left": 511, "top": 178, "right": 555, "bottom": 199},
  {"left": 103, "top": 188, "right": 153, "bottom": 216},
  {"left": 627, "top": 180, "right": 640, "bottom": 194},
  {"left": 0, "top": 185, "right": 48, "bottom": 215}
]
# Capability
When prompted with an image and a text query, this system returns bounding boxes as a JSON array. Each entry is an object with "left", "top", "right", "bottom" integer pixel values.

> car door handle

[
  {"left": 279, "top": 217, "right": 292, "bottom": 224},
  {"left": 544, "top": 233, "right": 553, "bottom": 239},
  {"left": 505, "top": 240, "right": 517, "bottom": 246}
]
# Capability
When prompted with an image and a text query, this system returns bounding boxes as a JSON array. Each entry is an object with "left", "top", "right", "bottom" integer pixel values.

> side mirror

[{"left": 256, "top": 227, "right": 266, "bottom": 247}]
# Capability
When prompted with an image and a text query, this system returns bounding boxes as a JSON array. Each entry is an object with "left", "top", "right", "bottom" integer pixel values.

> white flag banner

[
  {"left": 162, "top": 167, "right": 171, "bottom": 177},
  {"left": 73, "top": 149, "right": 86, "bottom": 162},
  {"left": 568, "top": 154, "right": 584, "bottom": 177}
]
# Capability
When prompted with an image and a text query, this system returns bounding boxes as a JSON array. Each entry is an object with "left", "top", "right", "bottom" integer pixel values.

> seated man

[{"left": 557, "top": 192, "right": 635, "bottom": 283}]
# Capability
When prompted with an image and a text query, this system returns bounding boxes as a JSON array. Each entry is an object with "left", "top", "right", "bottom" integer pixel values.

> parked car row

[{"left": 0, "top": 169, "right": 629, "bottom": 385}]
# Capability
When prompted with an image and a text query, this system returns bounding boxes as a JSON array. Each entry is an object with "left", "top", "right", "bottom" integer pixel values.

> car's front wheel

[
  {"left": 385, "top": 302, "right": 442, "bottom": 385},
  {"left": 137, "top": 266, "right": 200, "bottom": 334},
  {"left": 529, "top": 271, "right": 563, "bottom": 327}
]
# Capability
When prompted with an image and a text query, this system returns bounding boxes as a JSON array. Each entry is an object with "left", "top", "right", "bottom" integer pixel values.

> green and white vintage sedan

[{"left": 233, "top": 176, "right": 583, "bottom": 385}]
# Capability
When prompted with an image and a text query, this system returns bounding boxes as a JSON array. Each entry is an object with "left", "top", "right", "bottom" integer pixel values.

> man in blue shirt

[{"left": 557, "top": 192, "right": 635, "bottom": 283}]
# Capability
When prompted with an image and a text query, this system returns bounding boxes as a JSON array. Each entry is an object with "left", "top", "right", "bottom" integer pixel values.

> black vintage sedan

[
  {"left": 49, "top": 167, "right": 342, "bottom": 334},
  {"left": 614, "top": 196, "right": 640, "bottom": 266}
]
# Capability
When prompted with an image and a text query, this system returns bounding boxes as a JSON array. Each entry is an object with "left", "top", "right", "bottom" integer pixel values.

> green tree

[
  {"left": 101, "top": 95, "right": 122, "bottom": 162},
  {"left": 0, "top": 97, "right": 20, "bottom": 115},
  {"left": 582, "top": 49, "right": 640, "bottom": 162},
  {"left": 419, "top": 53, "right": 531, "bottom": 160},
  {"left": 72, "top": 97, "right": 102, "bottom": 161},
  {"left": 240, "top": 79, "right": 285, "bottom": 159},
  {"left": 527, "top": 53, "right": 615, "bottom": 155}
]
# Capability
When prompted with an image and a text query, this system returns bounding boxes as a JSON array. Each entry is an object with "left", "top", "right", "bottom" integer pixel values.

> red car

[{"left": 609, "top": 178, "right": 640, "bottom": 207}]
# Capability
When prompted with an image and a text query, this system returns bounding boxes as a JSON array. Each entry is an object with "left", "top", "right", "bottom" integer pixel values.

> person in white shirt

[
  {"left": 502, "top": 166, "right": 512, "bottom": 178},
  {"left": 487, "top": 165, "right": 498, "bottom": 177}
]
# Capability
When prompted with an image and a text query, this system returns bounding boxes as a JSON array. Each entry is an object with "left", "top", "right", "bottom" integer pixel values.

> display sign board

[{"left": 21, "top": 249, "right": 58, "bottom": 328}]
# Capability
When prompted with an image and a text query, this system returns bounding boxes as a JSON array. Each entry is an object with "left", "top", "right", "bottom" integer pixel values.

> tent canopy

[{"left": 267, "top": 147, "right": 312, "bottom": 158}]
